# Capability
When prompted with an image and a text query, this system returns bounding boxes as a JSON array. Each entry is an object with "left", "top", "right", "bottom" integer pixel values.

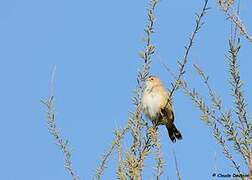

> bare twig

[
  {"left": 173, "top": 150, "right": 182, "bottom": 180},
  {"left": 162, "top": 56, "right": 247, "bottom": 175},
  {"left": 179, "top": 79, "right": 244, "bottom": 177},
  {"left": 95, "top": 127, "right": 129, "bottom": 179},
  {"left": 149, "top": 128, "right": 165, "bottom": 180},
  {"left": 193, "top": 64, "right": 248, "bottom": 164},
  {"left": 212, "top": 122, "right": 243, "bottom": 177},
  {"left": 169, "top": 0, "right": 209, "bottom": 99},
  {"left": 249, "top": 152, "right": 252, "bottom": 179},
  {"left": 218, "top": 0, "right": 252, "bottom": 43},
  {"left": 42, "top": 67, "right": 79, "bottom": 180},
  {"left": 228, "top": 12, "right": 252, "bottom": 43}
]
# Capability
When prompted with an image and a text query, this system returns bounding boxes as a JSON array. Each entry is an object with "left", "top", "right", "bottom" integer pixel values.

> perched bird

[{"left": 141, "top": 75, "right": 182, "bottom": 143}]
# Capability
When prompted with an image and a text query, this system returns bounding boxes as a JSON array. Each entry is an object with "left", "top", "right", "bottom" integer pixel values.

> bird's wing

[{"left": 160, "top": 90, "right": 174, "bottom": 124}]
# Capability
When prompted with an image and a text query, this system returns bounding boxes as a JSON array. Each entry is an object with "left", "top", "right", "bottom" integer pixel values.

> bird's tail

[{"left": 166, "top": 123, "right": 182, "bottom": 143}]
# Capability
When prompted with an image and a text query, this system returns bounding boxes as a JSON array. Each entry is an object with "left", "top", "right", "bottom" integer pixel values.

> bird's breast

[{"left": 142, "top": 91, "right": 163, "bottom": 120}]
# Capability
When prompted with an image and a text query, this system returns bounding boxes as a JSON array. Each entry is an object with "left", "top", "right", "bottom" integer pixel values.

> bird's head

[{"left": 145, "top": 75, "right": 163, "bottom": 88}]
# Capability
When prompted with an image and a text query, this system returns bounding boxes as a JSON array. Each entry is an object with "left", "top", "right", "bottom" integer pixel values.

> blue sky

[{"left": 0, "top": 0, "right": 251, "bottom": 179}]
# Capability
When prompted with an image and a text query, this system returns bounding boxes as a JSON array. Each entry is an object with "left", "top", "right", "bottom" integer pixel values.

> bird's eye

[{"left": 150, "top": 78, "right": 154, "bottom": 81}]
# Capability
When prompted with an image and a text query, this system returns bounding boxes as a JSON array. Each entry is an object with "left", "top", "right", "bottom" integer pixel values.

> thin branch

[
  {"left": 95, "top": 0, "right": 160, "bottom": 179},
  {"left": 228, "top": 41, "right": 249, "bottom": 129},
  {"left": 50, "top": 66, "right": 57, "bottom": 97},
  {"left": 162, "top": 58, "right": 245, "bottom": 174},
  {"left": 228, "top": 12, "right": 252, "bottom": 43},
  {"left": 160, "top": 60, "right": 245, "bottom": 176},
  {"left": 218, "top": 1, "right": 252, "bottom": 43},
  {"left": 169, "top": 0, "right": 209, "bottom": 99},
  {"left": 155, "top": 146, "right": 164, "bottom": 180},
  {"left": 193, "top": 64, "right": 247, "bottom": 164},
  {"left": 184, "top": 63, "right": 249, "bottom": 175},
  {"left": 179, "top": 79, "right": 244, "bottom": 177},
  {"left": 250, "top": 152, "right": 252, "bottom": 179},
  {"left": 154, "top": 141, "right": 165, "bottom": 180},
  {"left": 95, "top": 127, "right": 129, "bottom": 179},
  {"left": 42, "top": 67, "right": 79, "bottom": 180},
  {"left": 193, "top": 64, "right": 222, "bottom": 111},
  {"left": 42, "top": 97, "right": 79, "bottom": 180},
  {"left": 173, "top": 150, "right": 182, "bottom": 180},
  {"left": 227, "top": 41, "right": 250, "bottom": 162},
  {"left": 128, "top": 0, "right": 160, "bottom": 178},
  {"left": 212, "top": 122, "right": 244, "bottom": 178}
]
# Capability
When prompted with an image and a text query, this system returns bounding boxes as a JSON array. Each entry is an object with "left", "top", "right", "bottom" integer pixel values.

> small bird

[{"left": 141, "top": 75, "right": 182, "bottom": 143}]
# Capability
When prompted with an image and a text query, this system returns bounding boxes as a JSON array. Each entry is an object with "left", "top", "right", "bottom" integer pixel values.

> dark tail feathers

[{"left": 166, "top": 123, "right": 182, "bottom": 143}]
